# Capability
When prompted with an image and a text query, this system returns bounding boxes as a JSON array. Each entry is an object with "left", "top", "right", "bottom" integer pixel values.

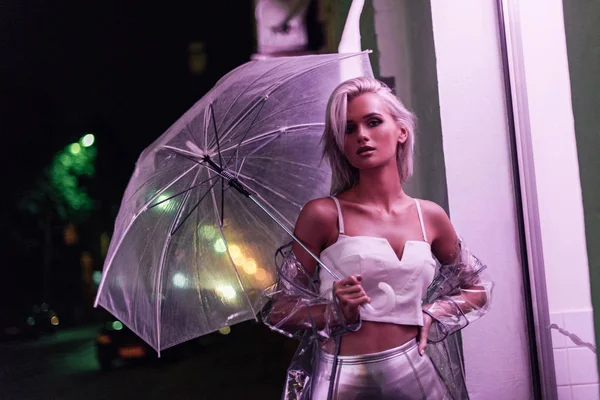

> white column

[
  {"left": 430, "top": 1, "right": 533, "bottom": 398},
  {"left": 517, "top": 0, "right": 597, "bottom": 396}
]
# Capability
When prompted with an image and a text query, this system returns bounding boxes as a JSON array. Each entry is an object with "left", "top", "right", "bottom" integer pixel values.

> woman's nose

[{"left": 356, "top": 126, "right": 369, "bottom": 142}]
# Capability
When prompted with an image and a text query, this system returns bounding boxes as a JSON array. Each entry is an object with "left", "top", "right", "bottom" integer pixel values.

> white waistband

[{"left": 319, "top": 339, "right": 418, "bottom": 364}]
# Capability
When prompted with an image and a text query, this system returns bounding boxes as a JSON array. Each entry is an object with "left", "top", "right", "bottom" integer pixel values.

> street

[{"left": 0, "top": 322, "right": 296, "bottom": 400}]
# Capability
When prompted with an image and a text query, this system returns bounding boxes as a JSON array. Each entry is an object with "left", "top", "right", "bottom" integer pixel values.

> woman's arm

[
  {"left": 428, "top": 202, "right": 488, "bottom": 311},
  {"left": 262, "top": 199, "right": 369, "bottom": 338},
  {"left": 418, "top": 201, "right": 493, "bottom": 349}
]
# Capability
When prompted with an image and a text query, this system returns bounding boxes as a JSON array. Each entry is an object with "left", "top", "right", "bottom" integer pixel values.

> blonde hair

[{"left": 322, "top": 77, "right": 416, "bottom": 195}]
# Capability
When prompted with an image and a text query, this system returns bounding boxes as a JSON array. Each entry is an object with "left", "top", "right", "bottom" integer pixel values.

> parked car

[
  {"left": 1, "top": 303, "right": 60, "bottom": 341},
  {"left": 95, "top": 320, "right": 155, "bottom": 371},
  {"left": 95, "top": 318, "right": 236, "bottom": 371}
]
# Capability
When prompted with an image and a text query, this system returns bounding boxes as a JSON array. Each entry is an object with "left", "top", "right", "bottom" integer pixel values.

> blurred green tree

[
  {"left": 20, "top": 134, "right": 97, "bottom": 300},
  {"left": 22, "top": 133, "right": 96, "bottom": 222}
]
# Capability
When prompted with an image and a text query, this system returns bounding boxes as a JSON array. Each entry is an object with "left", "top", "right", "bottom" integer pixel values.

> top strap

[
  {"left": 414, "top": 199, "right": 428, "bottom": 242},
  {"left": 330, "top": 197, "right": 345, "bottom": 235}
]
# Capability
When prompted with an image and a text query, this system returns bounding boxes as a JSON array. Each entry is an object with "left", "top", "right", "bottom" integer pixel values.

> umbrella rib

[
  {"left": 218, "top": 97, "right": 268, "bottom": 147},
  {"left": 162, "top": 145, "right": 201, "bottom": 159},
  {"left": 206, "top": 169, "right": 222, "bottom": 227},
  {"left": 209, "top": 103, "right": 224, "bottom": 168},
  {"left": 224, "top": 133, "right": 281, "bottom": 179},
  {"left": 208, "top": 52, "right": 348, "bottom": 148},
  {"left": 253, "top": 191, "right": 295, "bottom": 230},
  {"left": 138, "top": 164, "right": 201, "bottom": 215},
  {"left": 125, "top": 164, "right": 191, "bottom": 204},
  {"left": 235, "top": 157, "right": 247, "bottom": 178},
  {"left": 207, "top": 171, "right": 258, "bottom": 319},
  {"left": 219, "top": 57, "right": 298, "bottom": 121},
  {"left": 264, "top": 52, "right": 367, "bottom": 96},
  {"left": 221, "top": 52, "right": 359, "bottom": 120},
  {"left": 148, "top": 175, "right": 219, "bottom": 209},
  {"left": 224, "top": 97, "right": 268, "bottom": 169},
  {"left": 170, "top": 174, "right": 222, "bottom": 236},
  {"left": 217, "top": 123, "right": 324, "bottom": 155},
  {"left": 229, "top": 132, "right": 280, "bottom": 170},
  {"left": 203, "top": 106, "right": 210, "bottom": 153},
  {"left": 95, "top": 163, "right": 199, "bottom": 308},
  {"left": 154, "top": 167, "right": 201, "bottom": 353},
  {"left": 235, "top": 171, "right": 301, "bottom": 207},
  {"left": 220, "top": 174, "right": 225, "bottom": 229},
  {"left": 245, "top": 156, "right": 329, "bottom": 171},
  {"left": 234, "top": 172, "right": 299, "bottom": 227},
  {"left": 207, "top": 97, "right": 267, "bottom": 150},
  {"left": 251, "top": 98, "right": 322, "bottom": 128}
]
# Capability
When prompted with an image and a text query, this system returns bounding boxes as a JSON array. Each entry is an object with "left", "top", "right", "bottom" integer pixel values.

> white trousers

[{"left": 311, "top": 340, "right": 447, "bottom": 400}]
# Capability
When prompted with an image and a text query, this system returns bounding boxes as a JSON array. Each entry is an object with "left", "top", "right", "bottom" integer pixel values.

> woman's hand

[
  {"left": 333, "top": 275, "right": 371, "bottom": 324},
  {"left": 418, "top": 312, "right": 433, "bottom": 356}
]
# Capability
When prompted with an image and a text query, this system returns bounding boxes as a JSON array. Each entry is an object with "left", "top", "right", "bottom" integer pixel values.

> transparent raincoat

[{"left": 261, "top": 237, "right": 493, "bottom": 400}]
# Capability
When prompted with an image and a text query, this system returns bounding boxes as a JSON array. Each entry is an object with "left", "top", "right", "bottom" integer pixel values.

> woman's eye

[
  {"left": 345, "top": 125, "right": 355, "bottom": 134},
  {"left": 368, "top": 119, "right": 382, "bottom": 127}
]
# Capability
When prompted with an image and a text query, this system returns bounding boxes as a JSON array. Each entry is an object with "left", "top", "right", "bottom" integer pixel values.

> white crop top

[{"left": 319, "top": 197, "right": 436, "bottom": 326}]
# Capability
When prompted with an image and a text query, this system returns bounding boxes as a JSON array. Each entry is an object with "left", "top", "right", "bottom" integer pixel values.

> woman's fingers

[
  {"left": 343, "top": 291, "right": 369, "bottom": 300},
  {"left": 418, "top": 330, "right": 428, "bottom": 356},
  {"left": 334, "top": 285, "right": 362, "bottom": 296},
  {"left": 340, "top": 294, "right": 371, "bottom": 306},
  {"left": 418, "top": 313, "right": 433, "bottom": 356},
  {"left": 336, "top": 275, "right": 362, "bottom": 287},
  {"left": 339, "top": 293, "right": 370, "bottom": 303},
  {"left": 351, "top": 296, "right": 371, "bottom": 306},
  {"left": 333, "top": 275, "right": 371, "bottom": 324}
]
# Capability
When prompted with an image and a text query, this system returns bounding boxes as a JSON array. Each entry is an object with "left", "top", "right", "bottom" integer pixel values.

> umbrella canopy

[{"left": 95, "top": 52, "right": 373, "bottom": 353}]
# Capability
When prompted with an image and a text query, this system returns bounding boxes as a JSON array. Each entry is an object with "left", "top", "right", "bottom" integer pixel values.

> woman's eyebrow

[
  {"left": 347, "top": 112, "right": 383, "bottom": 124},
  {"left": 362, "top": 112, "right": 383, "bottom": 119}
]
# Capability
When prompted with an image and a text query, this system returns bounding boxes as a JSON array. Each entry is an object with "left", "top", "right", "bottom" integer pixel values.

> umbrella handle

[{"left": 361, "top": 282, "right": 396, "bottom": 317}]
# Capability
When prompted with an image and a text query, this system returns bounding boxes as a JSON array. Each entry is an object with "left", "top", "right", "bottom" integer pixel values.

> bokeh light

[
  {"left": 255, "top": 268, "right": 268, "bottom": 282},
  {"left": 232, "top": 253, "right": 245, "bottom": 266},
  {"left": 243, "top": 258, "right": 257, "bottom": 275},
  {"left": 228, "top": 245, "right": 241, "bottom": 258},
  {"left": 92, "top": 271, "right": 102, "bottom": 285},
  {"left": 81, "top": 133, "right": 95, "bottom": 147},
  {"left": 69, "top": 143, "right": 81, "bottom": 154},
  {"left": 216, "top": 285, "right": 236, "bottom": 301},
  {"left": 172, "top": 273, "right": 189, "bottom": 288},
  {"left": 154, "top": 194, "right": 174, "bottom": 211},
  {"left": 219, "top": 326, "right": 231, "bottom": 335},
  {"left": 214, "top": 239, "right": 227, "bottom": 253},
  {"left": 198, "top": 225, "right": 217, "bottom": 239}
]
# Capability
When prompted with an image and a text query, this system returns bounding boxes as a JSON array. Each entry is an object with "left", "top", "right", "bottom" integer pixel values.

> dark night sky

[{"left": 0, "top": 1, "right": 255, "bottom": 312}]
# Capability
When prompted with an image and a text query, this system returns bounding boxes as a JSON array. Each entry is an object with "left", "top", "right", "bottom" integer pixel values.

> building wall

[
  {"left": 429, "top": 1, "right": 533, "bottom": 397},
  {"left": 562, "top": 0, "right": 600, "bottom": 398},
  {"left": 516, "top": 0, "right": 598, "bottom": 397}
]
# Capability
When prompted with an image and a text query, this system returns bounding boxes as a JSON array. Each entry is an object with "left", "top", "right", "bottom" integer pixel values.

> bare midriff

[{"left": 322, "top": 321, "right": 419, "bottom": 356}]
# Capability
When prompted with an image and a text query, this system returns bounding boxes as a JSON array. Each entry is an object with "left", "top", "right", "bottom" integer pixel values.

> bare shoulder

[
  {"left": 417, "top": 199, "right": 450, "bottom": 225},
  {"left": 294, "top": 197, "right": 338, "bottom": 247},
  {"left": 416, "top": 199, "right": 458, "bottom": 263},
  {"left": 297, "top": 197, "right": 338, "bottom": 227},
  {"left": 293, "top": 197, "right": 338, "bottom": 273}
]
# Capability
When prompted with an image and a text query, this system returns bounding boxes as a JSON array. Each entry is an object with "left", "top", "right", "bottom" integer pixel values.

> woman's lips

[{"left": 357, "top": 146, "right": 375, "bottom": 155}]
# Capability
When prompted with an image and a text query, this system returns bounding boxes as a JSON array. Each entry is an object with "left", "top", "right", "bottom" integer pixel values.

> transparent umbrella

[{"left": 94, "top": 51, "right": 373, "bottom": 353}]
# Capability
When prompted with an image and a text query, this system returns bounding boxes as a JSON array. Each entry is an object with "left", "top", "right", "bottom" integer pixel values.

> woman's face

[{"left": 343, "top": 93, "right": 407, "bottom": 170}]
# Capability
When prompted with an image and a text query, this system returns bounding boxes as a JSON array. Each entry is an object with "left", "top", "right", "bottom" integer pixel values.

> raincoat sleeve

[
  {"left": 422, "top": 237, "right": 494, "bottom": 343},
  {"left": 261, "top": 243, "right": 361, "bottom": 341}
]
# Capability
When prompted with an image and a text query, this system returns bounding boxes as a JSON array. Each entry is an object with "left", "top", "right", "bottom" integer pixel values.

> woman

[{"left": 262, "top": 77, "right": 492, "bottom": 400}]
